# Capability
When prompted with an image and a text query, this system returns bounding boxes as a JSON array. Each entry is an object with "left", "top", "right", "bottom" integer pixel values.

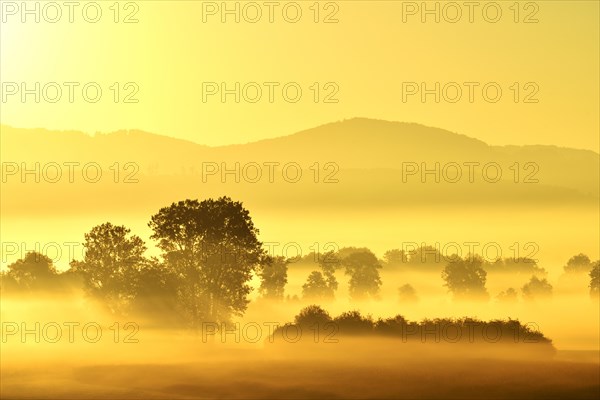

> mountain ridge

[
  {"left": 1, "top": 119, "right": 598, "bottom": 199},
  {"left": 3, "top": 118, "right": 597, "bottom": 154}
]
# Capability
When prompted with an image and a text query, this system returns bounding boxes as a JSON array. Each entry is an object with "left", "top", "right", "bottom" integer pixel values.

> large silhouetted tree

[
  {"left": 148, "top": 197, "right": 264, "bottom": 325},
  {"left": 132, "top": 258, "right": 181, "bottom": 325},
  {"left": 70, "top": 223, "right": 148, "bottom": 314},
  {"left": 442, "top": 256, "right": 489, "bottom": 300},
  {"left": 343, "top": 250, "right": 382, "bottom": 300},
  {"left": 257, "top": 255, "right": 289, "bottom": 299}
]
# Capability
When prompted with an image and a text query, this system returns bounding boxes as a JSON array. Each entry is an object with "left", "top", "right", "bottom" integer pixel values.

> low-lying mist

[
  {"left": 1, "top": 199, "right": 598, "bottom": 399},
  {"left": 2, "top": 292, "right": 599, "bottom": 399}
]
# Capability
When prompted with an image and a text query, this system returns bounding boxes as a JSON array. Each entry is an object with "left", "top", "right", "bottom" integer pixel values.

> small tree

[
  {"left": 407, "top": 245, "right": 444, "bottom": 268},
  {"left": 522, "top": 276, "right": 553, "bottom": 300},
  {"left": 333, "top": 310, "right": 374, "bottom": 334},
  {"left": 487, "top": 257, "right": 546, "bottom": 277},
  {"left": 319, "top": 250, "right": 341, "bottom": 291},
  {"left": 302, "top": 271, "right": 333, "bottom": 300},
  {"left": 343, "top": 250, "right": 382, "bottom": 300},
  {"left": 590, "top": 261, "right": 599, "bottom": 298},
  {"left": 497, "top": 288, "right": 518, "bottom": 302},
  {"left": 383, "top": 249, "right": 407, "bottom": 267},
  {"left": 4, "top": 252, "right": 58, "bottom": 291},
  {"left": 294, "top": 305, "right": 332, "bottom": 327},
  {"left": 564, "top": 253, "right": 592, "bottom": 273},
  {"left": 257, "top": 255, "right": 289, "bottom": 300},
  {"left": 441, "top": 256, "right": 489, "bottom": 300},
  {"left": 398, "top": 284, "right": 418, "bottom": 302}
]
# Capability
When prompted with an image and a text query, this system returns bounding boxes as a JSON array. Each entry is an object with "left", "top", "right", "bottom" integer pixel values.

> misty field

[
  {"left": 2, "top": 291, "right": 599, "bottom": 399},
  {"left": 2, "top": 344, "right": 599, "bottom": 399}
]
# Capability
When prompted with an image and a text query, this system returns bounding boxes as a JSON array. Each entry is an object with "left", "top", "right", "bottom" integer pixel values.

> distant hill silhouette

[{"left": 2, "top": 118, "right": 598, "bottom": 214}]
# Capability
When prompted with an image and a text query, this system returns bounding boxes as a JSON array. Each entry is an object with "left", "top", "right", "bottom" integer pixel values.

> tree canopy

[
  {"left": 148, "top": 197, "right": 264, "bottom": 325},
  {"left": 441, "top": 256, "right": 489, "bottom": 300}
]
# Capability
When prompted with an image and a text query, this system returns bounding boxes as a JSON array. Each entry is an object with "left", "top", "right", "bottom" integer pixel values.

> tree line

[
  {"left": 2, "top": 197, "right": 598, "bottom": 327},
  {"left": 269, "top": 305, "right": 555, "bottom": 354}
]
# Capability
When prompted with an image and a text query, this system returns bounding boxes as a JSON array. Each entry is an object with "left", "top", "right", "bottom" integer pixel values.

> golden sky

[{"left": 1, "top": 0, "right": 598, "bottom": 150}]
